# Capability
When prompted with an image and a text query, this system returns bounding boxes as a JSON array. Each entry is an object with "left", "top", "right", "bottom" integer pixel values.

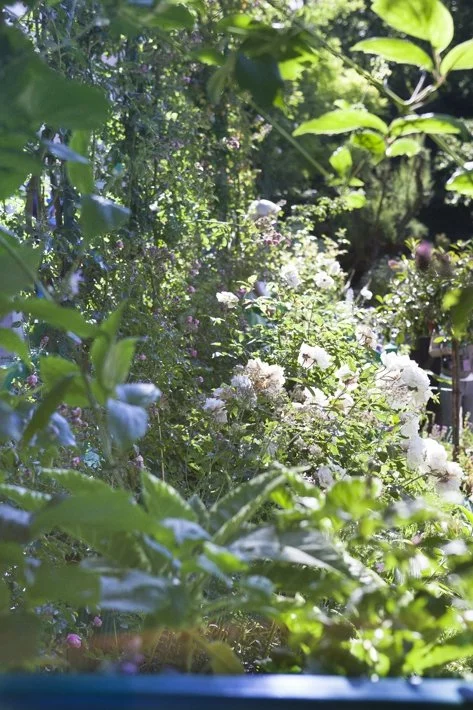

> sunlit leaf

[
  {"left": 294, "top": 110, "right": 388, "bottom": 136},
  {"left": 372, "top": 0, "right": 454, "bottom": 52},
  {"left": 352, "top": 38, "right": 433, "bottom": 70}
]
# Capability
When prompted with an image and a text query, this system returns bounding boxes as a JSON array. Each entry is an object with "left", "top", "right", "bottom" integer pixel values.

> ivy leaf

[
  {"left": 352, "top": 38, "right": 434, "bottom": 70},
  {"left": 386, "top": 138, "right": 422, "bottom": 157},
  {"left": 372, "top": 0, "right": 454, "bottom": 52},
  {"left": 389, "top": 113, "right": 468, "bottom": 138},
  {"left": 441, "top": 40, "right": 473, "bottom": 74},
  {"left": 294, "top": 110, "right": 388, "bottom": 136}
]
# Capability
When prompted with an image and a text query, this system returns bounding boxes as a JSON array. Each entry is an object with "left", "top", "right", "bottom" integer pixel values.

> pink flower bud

[
  {"left": 188, "top": 348, "right": 197, "bottom": 358},
  {"left": 116, "top": 240, "right": 124, "bottom": 249},
  {"left": 26, "top": 374, "right": 38, "bottom": 387},
  {"left": 137, "top": 354, "right": 147, "bottom": 361},
  {"left": 93, "top": 616, "right": 102, "bottom": 628},
  {"left": 71, "top": 457, "right": 81, "bottom": 468},
  {"left": 66, "top": 633, "right": 82, "bottom": 649},
  {"left": 187, "top": 286, "right": 196, "bottom": 294}
]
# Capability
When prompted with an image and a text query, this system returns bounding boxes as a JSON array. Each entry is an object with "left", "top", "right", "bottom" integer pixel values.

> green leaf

[
  {"left": 404, "top": 639, "right": 473, "bottom": 673},
  {"left": 100, "top": 571, "right": 174, "bottom": 614},
  {"left": 0, "top": 149, "right": 41, "bottom": 201},
  {"left": 352, "top": 38, "right": 434, "bottom": 70},
  {"left": 230, "top": 525, "right": 352, "bottom": 576},
  {"left": 0, "top": 400, "right": 23, "bottom": 442},
  {"left": 39, "top": 355, "right": 89, "bottom": 407},
  {"left": 28, "top": 564, "right": 100, "bottom": 606},
  {"left": 0, "top": 484, "right": 51, "bottom": 512},
  {"left": 294, "top": 109, "right": 388, "bottom": 136},
  {"left": 22, "top": 375, "right": 75, "bottom": 445},
  {"left": 351, "top": 130, "right": 386, "bottom": 158},
  {"left": 343, "top": 190, "right": 367, "bottom": 209},
  {"left": 234, "top": 53, "right": 284, "bottom": 108},
  {"left": 80, "top": 195, "right": 130, "bottom": 242},
  {"left": 0, "top": 231, "right": 41, "bottom": 297},
  {"left": 386, "top": 137, "right": 422, "bottom": 157},
  {"left": 441, "top": 40, "right": 473, "bottom": 74},
  {"left": 106, "top": 399, "right": 148, "bottom": 448},
  {"left": 210, "top": 470, "right": 286, "bottom": 545},
  {"left": 142, "top": 471, "right": 197, "bottom": 522},
  {"left": 0, "top": 504, "right": 31, "bottom": 543},
  {"left": 32, "top": 489, "right": 156, "bottom": 537},
  {"left": 0, "top": 614, "right": 41, "bottom": 666},
  {"left": 41, "top": 468, "right": 110, "bottom": 495},
  {"left": 17, "top": 298, "right": 97, "bottom": 339},
  {"left": 21, "top": 70, "right": 110, "bottom": 130},
  {"left": 100, "top": 338, "right": 137, "bottom": 391},
  {"left": 192, "top": 47, "right": 225, "bottom": 66},
  {"left": 442, "top": 286, "right": 473, "bottom": 338},
  {"left": 202, "top": 640, "right": 244, "bottom": 674},
  {"left": 0, "top": 328, "right": 30, "bottom": 365},
  {"left": 329, "top": 146, "right": 352, "bottom": 177},
  {"left": 372, "top": 0, "right": 454, "bottom": 52},
  {"left": 389, "top": 113, "right": 468, "bottom": 138},
  {"left": 446, "top": 164, "right": 473, "bottom": 197},
  {"left": 115, "top": 383, "right": 161, "bottom": 407},
  {"left": 43, "top": 140, "right": 89, "bottom": 164},
  {"left": 67, "top": 131, "right": 94, "bottom": 194}
]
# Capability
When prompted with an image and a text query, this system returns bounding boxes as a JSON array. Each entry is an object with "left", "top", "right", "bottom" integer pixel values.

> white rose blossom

[
  {"left": 314, "top": 271, "right": 335, "bottom": 290},
  {"left": 280, "top": 264, "right": 301, "bottom": 288},
  {"left": 248, "top": 199, "right": 281, "bottom": 220},
  {"left": 243, "top": 358, "right": 285, "bottom": 398},
  {"left": 216, "top": 291, "right": 239, "bottom": 309},
  {"left": 298, "top": 343, "right": 332, "bottom": 370},
  {"left": 356, "top": 324, "right": 377, "bottom": 349}
]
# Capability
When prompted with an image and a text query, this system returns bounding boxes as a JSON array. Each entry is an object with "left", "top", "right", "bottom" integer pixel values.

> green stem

[{"left": 249, "top": 99, "right": 331, "bottom": 178}]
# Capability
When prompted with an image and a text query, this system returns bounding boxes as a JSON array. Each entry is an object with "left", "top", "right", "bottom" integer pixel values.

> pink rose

[{"left": 66, "top": 633, "right": 82, "bottom": 649}]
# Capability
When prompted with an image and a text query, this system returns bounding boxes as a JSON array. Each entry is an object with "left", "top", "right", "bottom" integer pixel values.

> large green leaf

[
  {"left": 115, "top": 383, "right": 161, "bottom": 407},
  {"left": 441, "top": 40, "right": 473, "bottom": 74},
  {"left": 142, "top": 471, "right": 197, "bottom": 523},
  {"left": 352, "top": 38, "right": 433, "bottom": 69},
  {"left": 372, "top": 0, "right": 454, "bottom": 51},
  {"left": 41, "top": 468, "right": 111, "bottom": 495},
  {"left": 294, "top": 110, "right": 388, "bottom": 136},
  {"left": 99, "top": 338, "right": 137, "bottom": 391},
  {"left": 0, "top": 504, "right": 31, "bottom": 543},
  {"left": 28, "top": 564, "right": 100, "bottom": 606},
  {"left": 22, "top": 375, "right": 75, "bottom": 445},
  {"left": 0, "top": 328, "right": 30, "bottom": 366},
  {"left": 16, "top": 298, "right": 97, "bottom": 339},
  {"left": 0, "top": 230, "right": 41, "bottom": 297},
  {"left": 329, "top": 146, "right": 352, "bottom": 177},
  {"left": 0, "top": 484, "right": 51, "bottom": 512},
  {"left": 80, "top": 195, "right": 130, "bottom": 242},
  {"left": 210, "top": 471, "right": 287, "bottom": 545},
  {"left": 389, "top": 113, "right": 468, "bottom": 138},
  {"left": 201, "top": 640, "right": 244, "bottom": 674},
  {"left": 100, "top": 571, "right": 174, "bottom": 614},
  {"left": 446, "top": 163, "right": 473, "bottom": 196},
  {"left": 234, "top": 53, "right": 283, "bottom": 108},
  {"left": 386, "top": 137, "right": 422, "bottom": 157},
  {"left": 32, "top": 489, "right": 157, "bottom": 537},
  {"left": 67, "top": 131, "right": 94, "bottom": 194},
  {"left": 39, "top": 356, "right": 89, "bottom": 407},
  {"left": 0, "top": 614, "right": 41, "bottom": 666}
]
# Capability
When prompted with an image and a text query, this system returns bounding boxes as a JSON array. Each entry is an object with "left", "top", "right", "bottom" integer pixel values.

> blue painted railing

[{"left": 1, "top": 675, "right": 473, "bottom": 710}]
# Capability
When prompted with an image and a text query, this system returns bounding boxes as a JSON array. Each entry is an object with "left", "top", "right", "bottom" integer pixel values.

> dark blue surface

[{"left": 0, "top": 675, "right": 472, "bottom": 710}]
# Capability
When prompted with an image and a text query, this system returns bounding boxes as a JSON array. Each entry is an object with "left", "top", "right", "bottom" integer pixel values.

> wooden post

[{"left": 452, "top": 337, "right": 461, "bottom": 460}]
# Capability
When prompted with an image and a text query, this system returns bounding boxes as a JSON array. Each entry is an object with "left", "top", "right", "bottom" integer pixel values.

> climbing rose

[
  {"left": 66, "top": 634, "right": 82, "bottom": 649},
  {"left": 216, "top": 291, "right": 239, "bottom": 309}
]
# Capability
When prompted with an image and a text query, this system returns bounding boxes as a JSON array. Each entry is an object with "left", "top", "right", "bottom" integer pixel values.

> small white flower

[
  {"left": 203, "top": 397, "right": 227, "bottom": 424},
  {"left": 298, "top": 343, "right": 332, "bottom": 370},
  {"left": 68, "top": 270, "right": 84, "bottom": 297},
  {"left": 314, "top": 271, "right": 335, "bottom": 290},
  {"left": 280, "top": 264, "right": 301, "bottom": 288},
  {"left": 216, "top": 291, "right": 239, "bottom": 309},
  {"left": 248, "top": 199, "right": 281, "bottom": 220},
  {"left": 360, "top": 286, "right": 373, "bottom": 301},
  {"left": 406, "top": 435, "right": 426, "bottom": 469},
  {"left": 332, "top": 389, "right": 355, "bottom": 414}
]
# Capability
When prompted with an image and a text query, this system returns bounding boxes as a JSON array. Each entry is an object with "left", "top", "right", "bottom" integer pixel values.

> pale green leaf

[
  {"left": 372, "top": 0, "right": 454, "bottom": 51},
  {"left": 441, "top": 40, "right": 473, "bottom": 74},
  {"left": 352, "top": 37, "right": 433, "bottom": 69},
  {"left": 294, "top": 109, "right": 388, "bottom": 136}
]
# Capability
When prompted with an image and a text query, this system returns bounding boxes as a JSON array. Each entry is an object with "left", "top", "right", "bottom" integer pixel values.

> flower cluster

[{"left": 376, "top": 352, "right": 432, "bottom": 411}]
